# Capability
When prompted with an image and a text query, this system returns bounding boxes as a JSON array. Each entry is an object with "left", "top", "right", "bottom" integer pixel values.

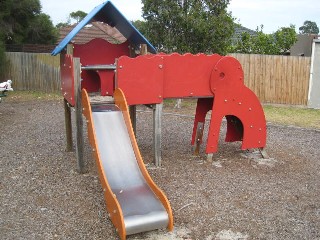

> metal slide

[{"left": 82, "top": 88, "right": 173, "bottom": 240}]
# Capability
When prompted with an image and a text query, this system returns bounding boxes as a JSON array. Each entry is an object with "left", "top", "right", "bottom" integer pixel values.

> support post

[
  {"left": 140, "top": 44, "right": 148, "bottom": 55},
  {"left": 194, "top": 122, "right": 204, "bottom": 155},
  {"left": 64, "top": 98, "right": 73, "bottom": 152},
  {"left": 259, "top": 147, "right": 269, "bottom": 159},
  {"left": 153, "top": 103, "right": 163, "bottom": 166},
  {"left": 207, "top": 153, "right": 213, "bottom": 163},
  {"left": 74, "top": 58, "right": 85, "bottom": 173}
]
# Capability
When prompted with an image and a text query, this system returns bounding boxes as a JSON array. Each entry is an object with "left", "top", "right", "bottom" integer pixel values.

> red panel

[
  {"left": 206, "top": 56, "right": 267, "bottom": 153},
  {"left": 60, "top": 54, "right": 75, "bottom": 106},
  {"left": 98, "top": 71, "right": 115, "bottom": 95},
  {"left": 116, "top": 53, "right": 222, "bottom": 103},
  {"left": 80, "top": 71, "right": 100, "bottom": 93},
  {"left": 117, "top": 55, "right": 164, "bottom": 105},
  {"left": 73, "top": 38, "right": 129, "bottom": 95},
  {"left": 162, "top": 53, "right": 221, "bottom": 98}
]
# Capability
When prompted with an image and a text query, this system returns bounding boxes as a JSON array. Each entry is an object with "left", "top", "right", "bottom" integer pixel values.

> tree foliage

[
  {"left": 56, "top": 10, "right": 87, "bottom": 29},
  {"left": 299, "top": 20, "right": 319, "bottom": 34},
  {"left": 233, "top": 25, "right": 297, "bottom": 55},
  {"left": 27, "top": 13, "right": 58, "bottom": 44},
  {"left": 140, "top": 0, "right": 234, "bottom": 55},
  {"left": 70, "top": 10, "right": 87, "bottom": 24},
  {"left": 0, "top": 0, "right": 57, "bottom": 44}
]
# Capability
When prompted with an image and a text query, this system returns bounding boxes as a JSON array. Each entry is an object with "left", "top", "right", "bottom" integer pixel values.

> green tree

[
  {"left": 56, "top": 10, "right": 87, "bottom": 29},
  {"left": 0, "top": 0, "right": 41, "bottom": 44},
  {"left": 141, "top": 0, "right": 234, "bottom": 55},
  {"left": 299, "top": 20, "right": 319, "bottom": 34},
  {"left": 0, "top": 0, "right": 57, "bottom": 44},
  {"left": 70, "top": 10, "right": 87, "bottom": 23},
  {"left": 27, "top": 13, "right": 58, "bottom": 44},
  {"left": 56, "top": 22, "right": 70, "bottom": 29},
  {"left": 234, "top": 25, "right": 297, "bottom": 55},
  {"left": 132, "top": 20, "right": 147, "bottom": 32},
  {"left": 274, "top": 25, "right": 298, "bottom": 54}
]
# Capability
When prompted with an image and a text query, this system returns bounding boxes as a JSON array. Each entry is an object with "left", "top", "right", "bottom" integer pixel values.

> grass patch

[
  {"left": 164, "top": 99, "right": 320, "bottom": 129},
  {"left": 3, "top": 90, "right": 61, "bottom": 102},
  {"left": 263, "top": 105, "right": 320, "bottom": 129},
  {"left": 163, "top": 98, "right": 197, "bottom": 108}
]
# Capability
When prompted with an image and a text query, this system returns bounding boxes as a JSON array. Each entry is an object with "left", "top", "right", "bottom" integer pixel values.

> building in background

[{"left": 290, "top": 34, "right": 319, "bottom": 56}]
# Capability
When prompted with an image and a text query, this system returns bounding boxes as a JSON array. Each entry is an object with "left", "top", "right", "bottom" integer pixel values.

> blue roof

[{"left": 51, "top": 1, "right": 156, "bottom": 55}]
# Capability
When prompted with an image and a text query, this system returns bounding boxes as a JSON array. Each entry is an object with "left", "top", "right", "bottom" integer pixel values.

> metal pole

[
  {"left": 153, "top": 103, "right": 163, "bottom": 166},
  {"left": 74, "top": 58, "right": 85, "bottom": 173}
]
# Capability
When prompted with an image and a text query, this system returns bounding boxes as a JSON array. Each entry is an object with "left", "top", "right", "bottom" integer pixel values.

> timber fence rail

[{"left": 4, "top": 52, "right": 311, "bottom": 105}]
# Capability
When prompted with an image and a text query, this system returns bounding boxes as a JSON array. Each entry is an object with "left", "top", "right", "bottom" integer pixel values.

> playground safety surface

[{"left": 1, "top": 98, "right": 320, "bottom": 240}]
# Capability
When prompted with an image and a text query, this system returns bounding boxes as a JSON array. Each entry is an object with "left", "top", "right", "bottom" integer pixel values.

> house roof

[
  {"left": 58, "top": 22, "right": 126, "bottom": 45},
  {"left": 232, "top": 25, "right": 257, "bottom": 43},
  {"left": 52, "top": 0, "right": 156, "bottom": 55}
]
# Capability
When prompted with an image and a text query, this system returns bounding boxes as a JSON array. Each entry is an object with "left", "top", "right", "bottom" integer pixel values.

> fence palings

[
  {"left": 230, "top": 53, "right": 311, "bottom": 105},
  {"left": 5, "top": 52, "right": 61, "bottom": 93}
]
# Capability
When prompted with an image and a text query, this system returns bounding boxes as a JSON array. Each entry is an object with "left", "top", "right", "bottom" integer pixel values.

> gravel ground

[{"left": 1, "top": 98, "right": 320, "bottom": 240}]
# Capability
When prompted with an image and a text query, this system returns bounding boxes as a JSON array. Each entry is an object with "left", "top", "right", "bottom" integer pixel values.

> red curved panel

[
  {"left": 60, "top": 54, "right": 75, "bottom": 106},
  {"left": 206, "top": 56, "right": 267, "bottom": 153}
]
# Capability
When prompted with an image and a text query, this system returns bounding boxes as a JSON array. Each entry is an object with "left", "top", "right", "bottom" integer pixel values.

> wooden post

[
  {"left": 153, "top": 103, "right": 163, "bottom": 166},
  {"left": 194, "top": 122, "right": 204, "bottom": 155},
  {"left": 207, "top": 153, "right": 213, "bottom": 163},
  {"left": 66, "top": 44, "right": 73, "bottom": 55},
  {"left": 64, "top": 98, "right": 73, "bottom": 152},
  {"left": 74, "top": 57, "right": 85, "bottom": 173},
  {"left": 259, "top": 147, "right": 269, "bottom": 159},
  {"left": 140, "top": 44, "right": 148, "bottom": 55}
]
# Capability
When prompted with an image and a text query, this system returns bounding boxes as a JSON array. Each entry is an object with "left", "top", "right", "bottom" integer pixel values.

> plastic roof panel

[{"left": 51, "top": 1, "right": 156, "bottom": 55}]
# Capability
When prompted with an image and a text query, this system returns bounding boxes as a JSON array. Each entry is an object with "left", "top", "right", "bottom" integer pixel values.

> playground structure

[{"left": 52, "top": 1, "right": 267, "bottom": 239}]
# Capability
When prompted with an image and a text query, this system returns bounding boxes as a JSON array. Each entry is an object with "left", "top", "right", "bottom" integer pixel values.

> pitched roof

[
  {"left": 52, "top": 0, "right": 156, "bottom": 55},
  {"left": 58, "top": 21, "right": 126, "bottom": 45},
  {"left": 232, "top": 25, "right": 257, "bottom": 43}
]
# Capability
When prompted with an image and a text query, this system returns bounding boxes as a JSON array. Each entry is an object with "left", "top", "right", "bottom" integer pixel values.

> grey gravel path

[{"left": 1, "top": 99, "right": 319, "bottom": 240}]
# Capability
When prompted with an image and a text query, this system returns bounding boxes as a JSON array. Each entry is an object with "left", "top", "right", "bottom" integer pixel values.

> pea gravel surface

[{"left": 1, "top": 98, "right": 319, "bottom": 240}]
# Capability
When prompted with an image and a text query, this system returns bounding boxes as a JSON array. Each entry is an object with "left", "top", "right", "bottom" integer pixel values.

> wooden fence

[
  {"left": 5, "top": 52, "right": 61, "bottom": 93},
  {"left": 4, "top": 52, "right": 311, "bottom": 105},
  {"left": 230, "top": 53, "right": 311, "bottom": 105}
]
